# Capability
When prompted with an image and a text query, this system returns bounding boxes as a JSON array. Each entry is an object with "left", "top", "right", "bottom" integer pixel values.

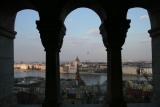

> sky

[{"left": 14, "top": 8, "right": 151, "bottom": 63}]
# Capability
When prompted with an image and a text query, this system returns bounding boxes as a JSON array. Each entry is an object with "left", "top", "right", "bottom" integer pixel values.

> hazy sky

[{"left": 14, "top": 8, "right": 151, "bottom": 63}]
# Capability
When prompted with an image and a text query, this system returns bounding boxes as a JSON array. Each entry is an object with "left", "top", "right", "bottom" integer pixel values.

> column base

[
  {"left": 103, "top": 100, "right": 127, "bottom": 107},
  {"left": 42, "top": 100, "right": 61, "bottom": 107},
  {"left": 152, "top": 96, "right": 160, "bottom": 106},
  {"left": 109, "top": 101, "right": 127, "bottom": 107},
  {"left": 0, "top": 94, "right": 17, "bottom": 107}
]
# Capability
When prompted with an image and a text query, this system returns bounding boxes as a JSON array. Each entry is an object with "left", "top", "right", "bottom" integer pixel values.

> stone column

[
  {"left": 100, "top": 18, "right": 130, "bottom": 107},
  {"left": 148, "top": 10, "right": 160, "bottom": 104},
  {"left": 0, "top": 10, "right": 17, "bottom": 107},
  {"left": 36, "top": 20, "right": 66, "bottom": 107}
]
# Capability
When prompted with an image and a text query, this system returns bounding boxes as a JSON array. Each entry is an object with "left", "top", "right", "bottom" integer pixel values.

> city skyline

[{"left": 15, "top": 8, "right": 151, "bottom": 63}]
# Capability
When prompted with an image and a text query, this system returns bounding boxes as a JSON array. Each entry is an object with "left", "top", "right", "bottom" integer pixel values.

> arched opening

[
  {"left": 122, "top": 8, "right": 152, "bottom": 103},
  {"left": 60, "top": 8, "right": 107, "bottom": 104},
  {"left": 14, "top": 9, "right": 45, "bottom": 105}
]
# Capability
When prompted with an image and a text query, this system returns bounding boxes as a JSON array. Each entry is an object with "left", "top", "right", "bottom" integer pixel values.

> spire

[
  {"left": 75, "top": 64, "right": 85, "bottom": 86},
  {"left": 75, "top": 64, "right": 80, "bottom": 81},
  {"left": 75, "top": 56, "right": 80, "bottom": 62}
]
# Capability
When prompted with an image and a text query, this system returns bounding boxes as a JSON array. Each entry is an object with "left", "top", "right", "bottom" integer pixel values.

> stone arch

[
  {"left": 60, "top": 1, "right": 107, "bottom": 22},
  {"left": 124, "top": 7, "right": 151, "bottom": 60},
  {"left": 15, "top": 8, "right": 40, "bottom": 33},
  {"left": 60, "top": 6, "right": 107, "bottom": 105},
  {"left": 0, "top": 7, "right": 39, "bottom": 39},
  {"left": 59, "top": 3, "right": 106, "bottom": 60},
  {"left": 15, "top": 9, "right": 41, "bottom": 62},
  {"left": 0, "top": 7, "right": 40, "bottom": 42},
  {"left": 127, "top": 7, "right": 151, "bottom": 24},
  {"left": 0, "top": 4, "right": 39, "bottom": 106},
  {"left": 61, "top": 7, "right": 106, "bottom": 62},
  {"left": 124, "top": 7, "right": 151, "bottom": 69}
]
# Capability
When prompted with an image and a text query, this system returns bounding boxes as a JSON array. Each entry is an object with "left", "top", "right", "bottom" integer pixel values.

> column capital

[
  {"left": 99, "top": 19, "right": 131, "bottom": 50},
  {"left": 148, "top": 28, "right": 160, "bottom": 38},
  {"left": 0, "top": 26, "right": 17, "bottom": 39},
  {"left": 36, "top": 20, "right": 66, "bottom": 52}
]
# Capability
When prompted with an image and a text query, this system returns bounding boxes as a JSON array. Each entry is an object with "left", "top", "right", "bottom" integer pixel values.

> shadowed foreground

[{"left": 17, "top": 103, "right": 160, "bottom": 107}]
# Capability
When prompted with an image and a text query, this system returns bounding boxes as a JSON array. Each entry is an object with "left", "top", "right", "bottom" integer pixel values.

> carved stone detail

[
  {"left": 100, "top": 19, "right": 131, "bottom": 50},
  {"left": 36, "top": 20, "right": 66, "bottom": 52}
]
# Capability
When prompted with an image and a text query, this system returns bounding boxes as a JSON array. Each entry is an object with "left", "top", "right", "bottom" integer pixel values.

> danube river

[{"left": 14, "top": 70, "right": 150, "bottom": 86}]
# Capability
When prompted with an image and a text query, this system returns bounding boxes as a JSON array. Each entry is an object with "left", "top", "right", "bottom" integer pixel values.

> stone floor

[
  {"left": 17, "top": 105, "right": 42, "bottom": 107},
  {"left": 17, "top": 103, "right": 160, "bottom": 107}
]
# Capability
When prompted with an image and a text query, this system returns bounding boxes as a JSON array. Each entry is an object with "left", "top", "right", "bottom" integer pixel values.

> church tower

[{"left": 75, "top": 56, "right": 80, "bottom": 65}]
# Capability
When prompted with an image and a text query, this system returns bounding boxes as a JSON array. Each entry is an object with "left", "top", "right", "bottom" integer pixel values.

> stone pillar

[
  {"left": 0, "top": 28, "right": 16, "bottom": 107},
  {"left": 148, "top": 10, "right": 160, "bottom": 104},
  {"left": 0, "top": 10, "right": 17, "bottom": 107},
  {"left": 100, "top": 18, "right": 130, "bottom": 107},
  {"left": 36, "top": 20, "right": 66, "bottom": 107}
]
